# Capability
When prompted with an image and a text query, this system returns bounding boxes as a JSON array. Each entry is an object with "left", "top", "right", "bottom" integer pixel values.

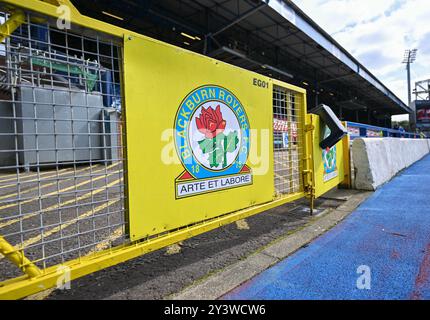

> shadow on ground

[{"left": 48, "top": 195, "right": 345, "bottom": 300}]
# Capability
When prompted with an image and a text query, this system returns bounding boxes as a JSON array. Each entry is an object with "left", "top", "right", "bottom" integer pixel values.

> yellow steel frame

[
  {"left": 0, "top": 0, "right": 350, "bottom": 299},
  {"left": 340, "top": 122, "right": 352, "bottom": 188},
  {"left": 0, "top": 192, "right": 304, "bottom": 299},
  {"left": 0, "top": 236, "right": 41, "bottom": 278},
  {"left": 1, "top": 0, "right": 140, "bottom": 38},
  {"left": 304, "top": 114, "right": 316, "bottom": 211},
  {"left": 310, "top": 113, "right": 349, "bottom": 199},
  {"left": 0, "top": 9, "right": 24, "bottom": 42},
  {"left": 123, "top": 34, "right": 306, "bottom": 241}
]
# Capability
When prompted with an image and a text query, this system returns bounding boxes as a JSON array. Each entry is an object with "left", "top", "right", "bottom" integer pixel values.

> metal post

[{"left": 407, "top": 61, "right": 412, "bottom": 105}]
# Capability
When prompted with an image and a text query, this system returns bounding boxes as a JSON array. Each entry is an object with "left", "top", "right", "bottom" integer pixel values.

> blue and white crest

[{"left": 174, "top": 85, "right": 252, "bottom": 198}]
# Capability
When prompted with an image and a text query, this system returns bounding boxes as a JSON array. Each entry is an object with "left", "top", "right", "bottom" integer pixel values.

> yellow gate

[{"left": 0, "top": 0, "right": 349, "bottom": 299}]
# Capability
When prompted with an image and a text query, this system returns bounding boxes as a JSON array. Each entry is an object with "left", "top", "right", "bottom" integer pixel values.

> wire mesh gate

[
  {"left": 0, "top": 1, "right": 314, "bottom": 299},
  {"left": 0, "top": 8, "right": 127, "bottom": 283},
  {"left": 273, "top": 85, "right": 304, "bottom": 196}
]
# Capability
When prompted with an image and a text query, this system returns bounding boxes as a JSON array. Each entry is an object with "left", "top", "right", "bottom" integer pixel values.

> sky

[{"left": 293, "top": 0, "right": 430, "bottom": 121}]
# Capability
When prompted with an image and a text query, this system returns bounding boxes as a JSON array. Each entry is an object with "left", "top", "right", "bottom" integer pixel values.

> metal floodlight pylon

[{"left": 402, "top": 49, "right": 418, "bottom": 105}]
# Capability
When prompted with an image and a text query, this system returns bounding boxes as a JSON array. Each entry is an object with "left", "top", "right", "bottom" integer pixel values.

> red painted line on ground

[{"left": 411, "top": 243, "right": 430, "bottom": 300}]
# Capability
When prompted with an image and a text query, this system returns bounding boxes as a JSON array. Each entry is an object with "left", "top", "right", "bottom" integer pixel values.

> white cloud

[{"left": 293, "top": 0, "right": 430, "bottom": 120}]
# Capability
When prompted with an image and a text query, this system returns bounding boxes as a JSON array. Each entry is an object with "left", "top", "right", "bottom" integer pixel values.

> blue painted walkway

[{"left": 224, "top": 154, "right": 430, "bottom": 300}]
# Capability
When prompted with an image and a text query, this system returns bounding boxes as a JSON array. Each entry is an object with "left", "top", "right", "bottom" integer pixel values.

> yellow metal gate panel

[
  {"left": 310, "top": 114, "right": 347, "bottom": 198},
  {"left": 124, "top": 35, "right": 276, "bottom": 241}
]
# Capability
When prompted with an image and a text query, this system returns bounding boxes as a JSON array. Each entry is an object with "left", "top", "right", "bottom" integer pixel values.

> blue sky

[{"left": 294, "top": 0, "right": 430, "bottom": 120}]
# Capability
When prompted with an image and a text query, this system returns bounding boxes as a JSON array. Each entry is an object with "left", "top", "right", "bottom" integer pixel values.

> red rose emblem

[{"left": 195, "top": 105, "right": 227, "bottom": 139}]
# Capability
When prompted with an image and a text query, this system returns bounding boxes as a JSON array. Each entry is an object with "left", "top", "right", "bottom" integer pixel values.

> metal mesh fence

[
  {"left": 272, "top": 85, "right": 303, "bottom": 196},
  {"left": 0, "top": 9, "right": 127, "bottom": 281}
]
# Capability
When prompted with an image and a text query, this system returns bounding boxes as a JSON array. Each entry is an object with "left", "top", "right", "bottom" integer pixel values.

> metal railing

[{"left": 345, "top": 121, "right": 425, "bottom": 140}]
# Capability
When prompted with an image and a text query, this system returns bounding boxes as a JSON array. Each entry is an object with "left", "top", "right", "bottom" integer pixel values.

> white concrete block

[{"left": 352, "top": 138, "right": 430, "bottom": 191}]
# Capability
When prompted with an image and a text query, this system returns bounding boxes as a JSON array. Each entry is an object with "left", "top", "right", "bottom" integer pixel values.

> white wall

[{"left": 352, "top": 138, "right": 430, "bottom": 191}]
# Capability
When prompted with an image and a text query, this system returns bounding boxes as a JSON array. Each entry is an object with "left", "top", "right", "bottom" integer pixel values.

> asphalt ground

[{"left": 223, "top": 154, "right": 430, "bottom": 300}]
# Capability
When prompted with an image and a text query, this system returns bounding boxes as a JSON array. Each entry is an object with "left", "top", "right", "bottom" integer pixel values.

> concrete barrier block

[{"left": 352, "top": 138, "right": 430, "bottom": 191}]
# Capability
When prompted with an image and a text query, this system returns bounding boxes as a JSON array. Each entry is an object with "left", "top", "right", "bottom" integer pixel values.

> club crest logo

[
  {"left": 322, "top": 126, "right": 338, "bottom": 182},
  {"left": 174, "top": 85, "right": 252, "bottom": 198}
]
